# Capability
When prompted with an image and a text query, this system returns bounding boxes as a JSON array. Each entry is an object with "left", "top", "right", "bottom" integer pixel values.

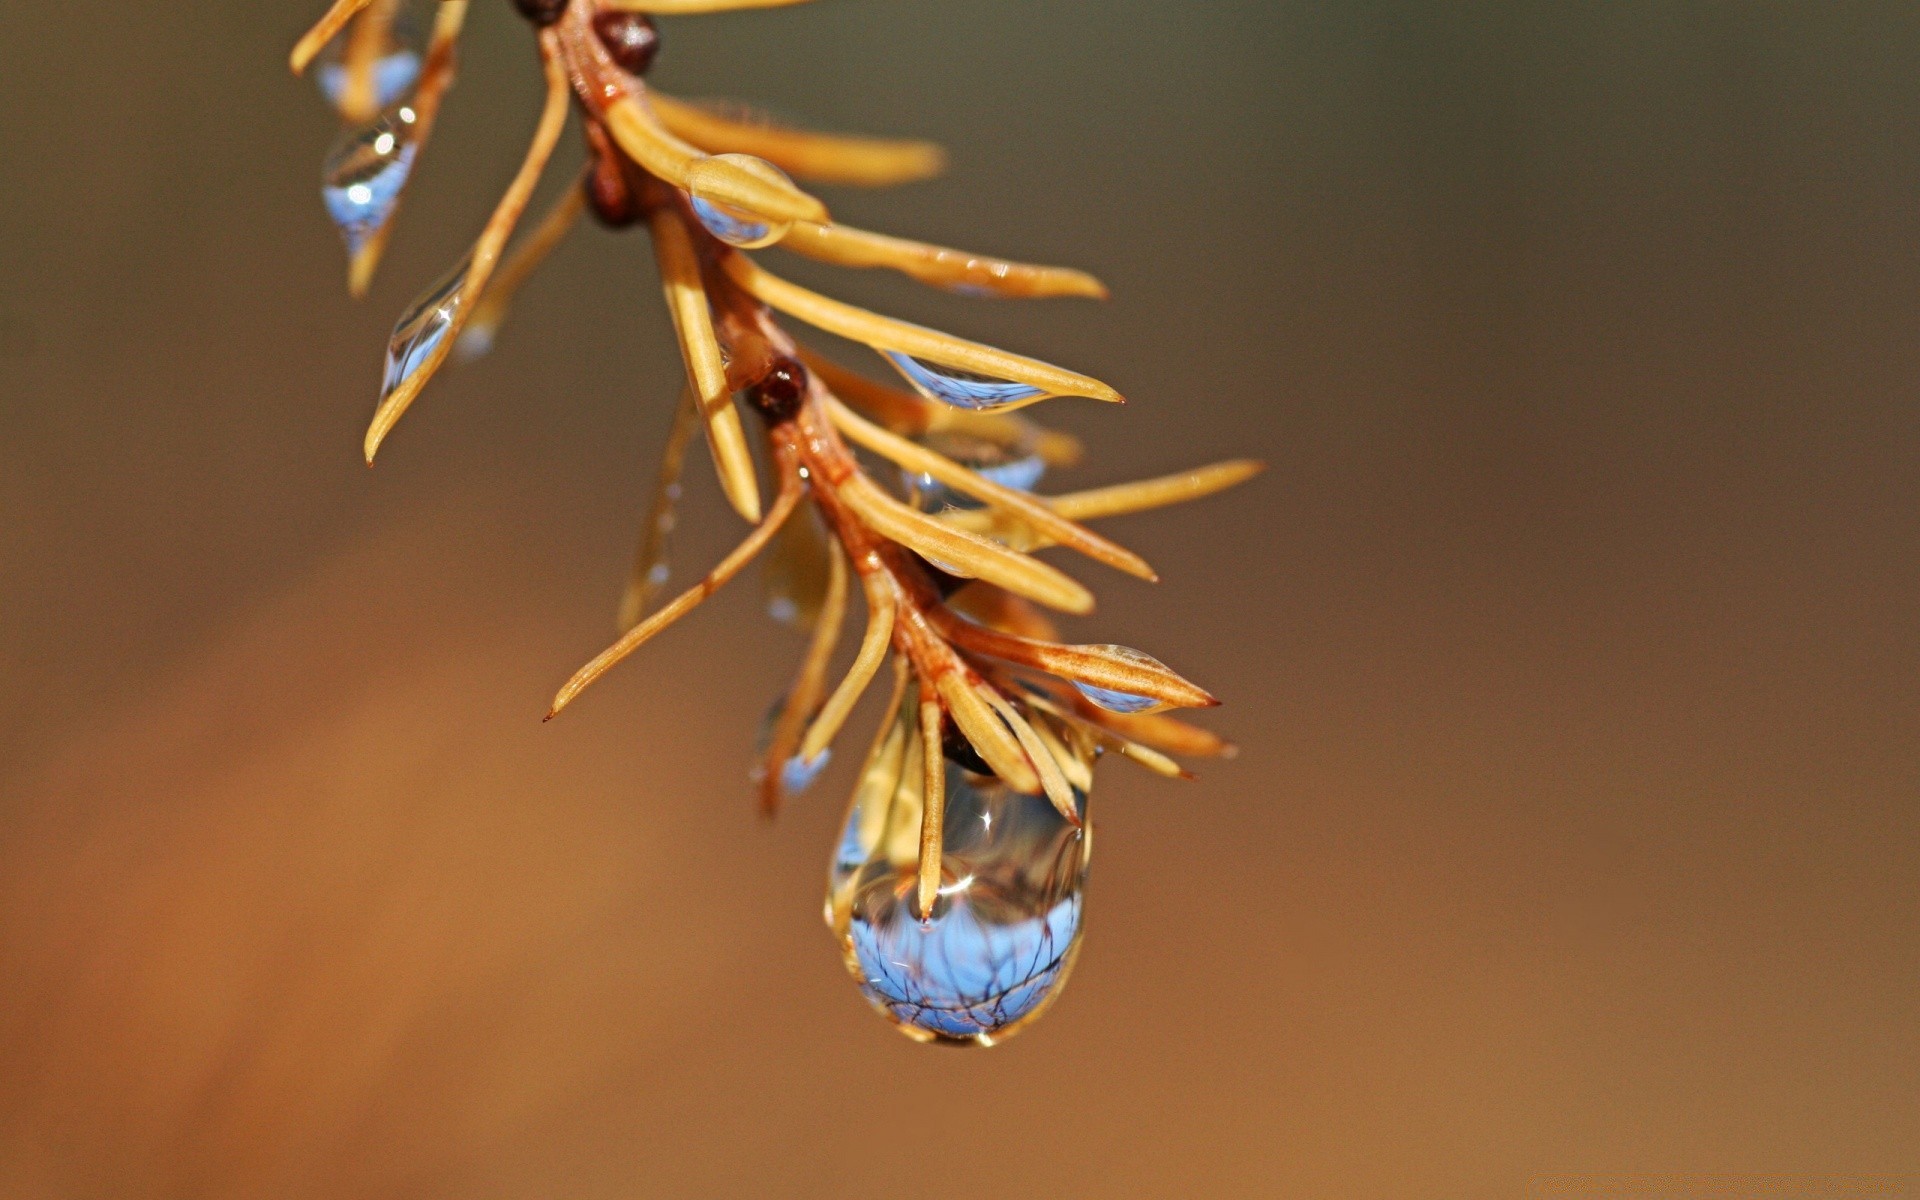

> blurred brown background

[{"left": 3, "top": 1, "right": 1917, "bottom": 1196}]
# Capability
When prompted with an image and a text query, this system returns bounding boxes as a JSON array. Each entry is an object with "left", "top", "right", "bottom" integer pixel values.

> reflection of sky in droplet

[
  {"left": 381, "top": 257, "right": 468, "bottom": 399},
  {"left": 322, "top": 107, "right": 419, "bottom": 255},
  {"left": 830, "top": 763, "right": 1091, "bottom": 1044},
  {"left": 781, "top": 750, "right": 830, "bottom": 795},
  {"left": 317, "top": 52, "right": 421, "bottom": 113},
  {"left": 1070, "top": 681, "right": 1161, "bottom": 714},
  {"left": 883, "top": 352, "right": 1046, "bottom": 410},
  {"left": 689, "top": 195, "right": 772, "bottom": 248},
  {"left": 903, "top": 454, "right": 1046, "bottom": 512}
]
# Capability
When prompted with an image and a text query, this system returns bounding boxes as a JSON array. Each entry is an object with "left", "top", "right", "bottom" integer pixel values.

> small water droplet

[
  {"left": 382, "top": 254, "right": 469, "bottom": 400},
  {"left": 1070, "top": 682, "right": 1160, "bottom": 714},
  {"left": 899, "top": 432, "right": 1045, "bottom": 512},
  {"left": 323, "top": 105, "right": 421, "bottom": 256},
  {"left": 883, "top": 352, "right": 1045, "bottom": 411},
  {"left": 828, "top": 760, "right": 1091, "bottom": 1045},
  {"left": 1065, "top": 645, "right": 1176, "bottom": 714},
  {"left": 782, "top": 749, "right": 831, "bottom": 795},
  {"left": 685, "top": 154, "right": 795, "bottom": 249},
  {"left": 689, "top": 195, "right": 782, "bottom": 248}
]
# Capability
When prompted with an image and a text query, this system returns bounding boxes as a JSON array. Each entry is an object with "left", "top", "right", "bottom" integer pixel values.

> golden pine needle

[
  {"left": 648, "top": 206, "right": 763, "bottom": 522},
  {"left": 836, "top": 473, "right": 1094, "bottom": 615},
  {"left": 548, "top": 476, "right": 803, "bottom": 719},
  {"left": 647, "top": 92, "right": 945, "bottom": 188},
  {"left": 826, "top": 396, "right": 1155, "bottom": 581},
  {"left": 1047, "top": 460, "right": 1267, "bottom": 523},
  {"left": 935, "top": 614, "right": 1220, "bottom": 710},
  {"left": 458, "top": 177, "right": 588, "bottom": 362},
  {"left": 799, "top": 574, "right": 898, "bottom": 763},
  {"left": 290, "top": 0, "right": 375, "bottom": 74},
  {"left": 982, "top": 690, "right": 1081, "bottom": 825},
  {"left": 938, "top": 458, "right": 1267, "bottom": 544},
  {"left": 720, "top": 253, "right": 1124, "bottom": 408},
  {"left": 618, "top": 387, "right": 703, "bottom": 631},
  {"left": 915, "top": 696, "right": 947, "bottom": 918},
  {"left": 603, "top": 98, "right": 827, "bottom": 226},
  {"left": 1031, "top": 712, "right": 1094, "bottom": 793},
  {"left": 364, "top": 18, "right": 555, "bottom": 462},
  {"left": 934, "top": 675, "right": 1042, "bottom": 795},
  {"left": 336, "top": 0, "right": 400, "bottom": 124},
  {"left": 780, "top": 221, "right": 1108, "bottom": 300}
]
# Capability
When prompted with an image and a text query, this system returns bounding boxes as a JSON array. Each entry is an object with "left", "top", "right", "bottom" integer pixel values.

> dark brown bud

[
  {"left": 510, "top": 0, "right": 568, "bottom": 27},
  {"left": 585, "top": 156, "right": 638, "bottom": 228},
  {"left": 746, "top": 356, "right": 808, "bottom": 423},
  {"left": 591, "top": 11, "right": 661, "bottom": 75}
]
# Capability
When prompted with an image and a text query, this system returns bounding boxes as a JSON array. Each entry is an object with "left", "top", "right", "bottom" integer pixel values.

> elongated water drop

[
  {"left": 381, "top": 254, "right": 469, "bottom": 400},
  {"left": 1067, "top": 644, "right": 1179, "bottom": 714},
  {"left": 685, "top": 154, "right": 795, "bottom": 249},
  {"left": 323, "top": 104, "right": 421, "bottom": 256},
  {"left": 882, "top": 352, "right": 1046, "bottom": 411},
  {"left": 827, "top": 758, "right": 1091, "bottom": 1046},
  {"left": 900, "top": 432, "right": 1045, "bottom": 512}
]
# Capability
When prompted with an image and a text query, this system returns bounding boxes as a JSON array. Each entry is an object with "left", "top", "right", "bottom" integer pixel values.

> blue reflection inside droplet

[
  {"left": 1070, "top": 681, "right": 1161, "bottom": 714},
  {"left": 835, "top": 764, "right": 1090, "bottom": 1043},
  {"left": 781, "top": 749, "right": 830, "bottom": 795},
  {"left": 883, "top": 352, "right": 1045, "bottom": 410},
  {"left": 322, "top": 108, "right": 419, "bottom": 255},
  {"left": 317, "top": 52, "right": 421, "bottom": 112},
  {"left": 381, "top": 257, "right": 467, "bottom": 398},
  {"left": 689, "top": 195, "right": 772, "bottom": 247}
]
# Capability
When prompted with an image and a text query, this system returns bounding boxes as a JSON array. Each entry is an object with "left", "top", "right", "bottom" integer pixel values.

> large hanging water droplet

[
  {"left": 882, "top": 352, "right": 1046, "bottom": 411},
  {"left": 381, "top": 254, "right": 469, "bottom": 400},
  {"left": 323, "top": 104, "right": 421, "bottom": 256},
  {"left": 900, "top": 432, "right": 1045, "bottom": 512},
  {"left": 685, "top": 154, "right": 795, "bottom": 249},
  {"left": 828, "top": 758, "right": 1091, "bottom": 1046}
]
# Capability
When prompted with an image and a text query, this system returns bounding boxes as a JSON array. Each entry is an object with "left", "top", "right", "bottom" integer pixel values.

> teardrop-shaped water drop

[
  {"left": 827, "top": 759, "right": 1091, "bottom": 1046},
  {"left": 1066, "top": 644, "right": 1177, "bottom": 714},
  {"left": 883, "top": 351, "right": 1046, "bottom": 411},
  {"left": 323, "top": 104, "right": 421, "bottom": 256},
  {"left": 900, "top": 432, "right": 1045, "bottom": 512},
  {"left": 381, "top": 254, "right": 469, "bottom": 400}
]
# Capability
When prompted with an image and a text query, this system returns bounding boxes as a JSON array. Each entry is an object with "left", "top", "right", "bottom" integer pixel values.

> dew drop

[
  {"left": 881, "top": 352, "right": 1046, "bottom": 410},
  {"left": 899, "top": 432, "right": 1045, "bottom": 512},
  {"left": 1065, "top": 645, "right": 1176, "bottom": 714},
  {"left": 782, "top": 749, "right": 831, "bottom": 795},
  {"left": 1070, "top": 682, "right": 1161, "bottom": 714},
  {"left": 382, "top": 254, "right": 469, "bottom": 401},
  {"left": 685, "top": 154, "right": 796, "bottom": 249},
  {"left": 323, "top": 104, "right": 420, "bottom": 256},
  {"left": 827, "top": 760, "right": 1091, "bottom": 1045}
]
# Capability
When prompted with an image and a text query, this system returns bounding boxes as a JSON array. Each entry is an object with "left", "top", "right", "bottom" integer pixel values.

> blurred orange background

[{"left": 2, "top": 2, "right": 1916, "bottom": 1196}]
